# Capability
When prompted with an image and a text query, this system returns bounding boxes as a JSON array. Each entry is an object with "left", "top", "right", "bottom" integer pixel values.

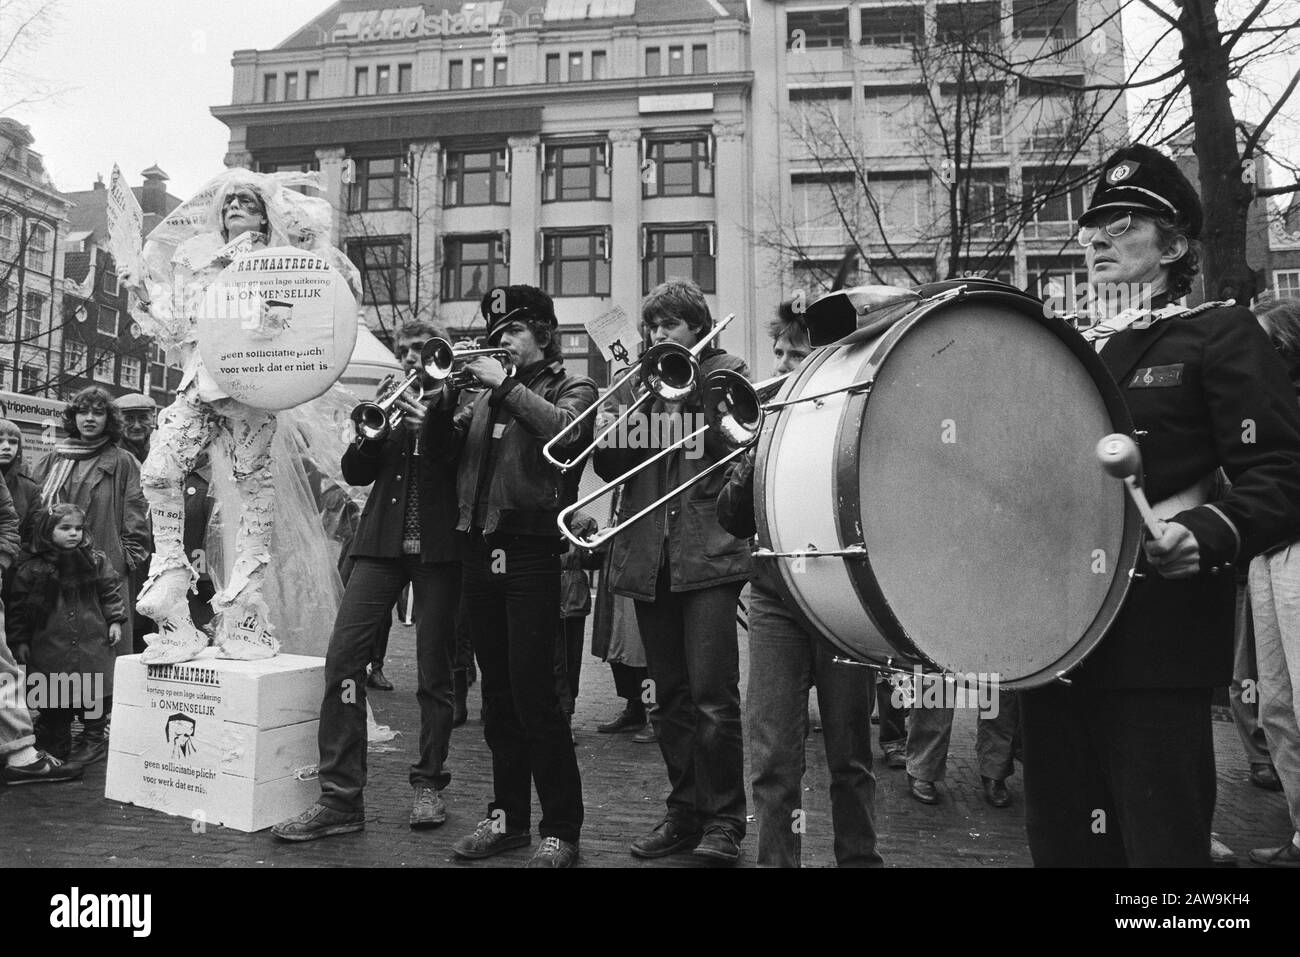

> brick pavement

[{"left": 0, "top": 618, "right": 1291, "bottom": 868}]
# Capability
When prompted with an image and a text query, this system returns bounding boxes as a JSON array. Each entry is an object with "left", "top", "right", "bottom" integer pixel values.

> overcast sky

[{"left": 7, "top": 0, "right": 1299, "bottom": 204}]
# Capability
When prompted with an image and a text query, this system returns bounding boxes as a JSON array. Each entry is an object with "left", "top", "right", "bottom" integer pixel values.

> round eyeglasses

[{"left": 1077, "top": 212, "right": 1132, "bottom": 247}]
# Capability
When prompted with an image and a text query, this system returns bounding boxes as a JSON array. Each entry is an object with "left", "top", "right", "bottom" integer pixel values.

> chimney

[
  {"left": 93, "top": 173, "right": 105, "bottom": 191},
  {"left": 140, "top": 164, "right": 169, "bottom": 217}
]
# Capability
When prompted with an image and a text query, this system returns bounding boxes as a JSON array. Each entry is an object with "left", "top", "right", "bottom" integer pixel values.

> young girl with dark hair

[{"left": 9, "top": 504, "right": 127, "bottom": 765}]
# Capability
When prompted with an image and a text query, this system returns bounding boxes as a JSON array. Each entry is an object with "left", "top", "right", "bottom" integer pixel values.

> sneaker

[
  {"left": 367, "top": 667, "right": 394, "bottom": 691},
  {"left": 597, "top": 707, "right": 646, "bottom": 734},
  {"left": 1248, "top": 839, "right": 1300, "bottom": 868},
  {"left": 451, "top": 817, "right": 531, "bottom": 860},
  {"left": 1210, "top": 833, "right": 1238, "bottom": 866},
  {"left": 1, "top": 752, "right": 85, "bottom": 786},
  {"left": 271, "top": 803, "right": 365, "bottom": 842},
  {"left": 629, "top": 818, "right": 701, "bottom": 859},
  {"left": 410, "top": 787, "right": 447, "bottom": 829},
  {"left": 525, "top": 836, "right": 579, "bottom": 868},
  {"left": 692, "top": 825, "right": 742, "bottom": 864},
  {"left": 632, "top": 722, "right": 658, "bottom": 744},
  {"left": 908, "top": 775, "right": 940, "bottom": 805}
]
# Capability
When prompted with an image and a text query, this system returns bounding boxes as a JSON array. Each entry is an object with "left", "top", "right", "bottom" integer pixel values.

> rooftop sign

[{"left": 329, "top": 3, "right": 544, "bottom": 43}]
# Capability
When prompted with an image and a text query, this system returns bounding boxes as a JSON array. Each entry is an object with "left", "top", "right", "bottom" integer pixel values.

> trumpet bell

[
  {"left": 706, "top": 369, "right": 765, "bottom": 448},
  {"left": 350, "top": 401, "right": 394, "bottom": 442}
]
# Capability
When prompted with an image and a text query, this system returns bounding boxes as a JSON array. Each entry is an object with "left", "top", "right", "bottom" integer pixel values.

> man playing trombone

[
  {"left": 426, "top": 285, "right": 596, "bottom": 869},
  {"left": 273, "top": 320, "right": 464, "bottom": 842},
  {"left": 593, "top": 279, "right": 753, "bottom": 864}
]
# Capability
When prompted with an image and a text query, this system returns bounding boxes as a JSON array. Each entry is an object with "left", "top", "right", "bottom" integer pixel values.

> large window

[
  {"left": 354, "top": 67, "right": 369, "bottom": 95},
  {"left": 263, "top": 74, "right": 278, "bottom": 102},
  {"left": 645, "top": 47, "right": 661, "bottom": 76},
  {"left": 546, "top": 53, "right": 561, "bottom": 83},
  {"left": 861, "top": 6, "right": 924, "bottom": 46},
  {"left": 348, "top": 238, "right": 410, "bottom": 305},
  {"left": 787, "top": 8, "right": 850, "bottom": 48},
  {"left": 592, "top": 51, "right": 607, "bottom": 80},
  {"left": 0, "top": 210, "right": 16, "bottom": 261},
  {"left": 867, "top": 172, "right": 931, "bottom": 240},
  {"left": 493, "top": 57, "right": 508, "bottom": 85},
  {"left": 543, "top": 231, "right": 610, "bottom": 298},
  {"left": 21, "top": 364, "right": 41, "bottom": 392},
  {"left": 63, "top": 339, "right": 87, "bottom": 376},
  {"left": 397, "top": 63, "right": 412, "bottom": 92},
  {"left": 1022, "top": 168, "right": 1086, "bottom": 223},
  {"left": 964, "top": 170, "right": 1011, "bottom": 230},
  {"left": 471, "top": 59, "right": 486, "bottom": 87},
  {"left": 351, "top": 156, "right": 409, "bottom": 211},
  {"left": 1276, "top": 270, "right": 1300, "bottom": 299},
  {"left": 643, "top": 226, "right": 715, "bottom": 294},
  {"left": 25, "top": 223, "right": 51, "bottom": 273},
  {"left": 937, "top": 2, "right": 1000, "bottom": 46},
  {"left": 863, "top": 88, "right": 921, "bottom": 148},
  {"left": 692, "top": 44, "right": 708, "bottom": 73},
  {"left": 442, "top": 235, "right": 507, "bottom": 301},
  {"left": 121, "top": 355, "right": 144, "bottom": 391},
  {"left": 284, "top": 73, "right": 299, "bottom": 100},
  {"left": 668, "top": 46, "right": 685, "bottom": 75},
  {"left": 92, "top": 351, "right": 114, "bottom": 383},
  {"left": 543, "top": 142, "right": 610, "bottom": 202},
  {"left": 791, "top": 174, "right": 856, "bottom": 246},
  {"left": 568, "top": 52, "right": 584, "bottom": 81},
  {"left": 444, "top": 149, "right": 510, "bottom": 206},
  {"left": 305, "top": 70, "right": 320, "bottom": 99},
  {"left": 22, "top": 292, "right": 43, "bottom": 339},
  {"left": 97, "top": 304, "right": 119, "bottom": 336},
  {"left": 449, "top": 60, "right": 465, "bottom": 89},
  {"left": 1028, "top": 255, "right": 1089, "bottom": 318},
  {"left": 643, "top": 136, "right": 713, "bottom": 198},
  {"left": 376, "top": 65, "right": 391, "bottom": 94},
  {"left": 789, "top": 89, "right": 852, "bottom": 150},
  {"left": 259, "top": 158, "right": 320, "bottom": 195},
  {"left": 1013, "top": 0, "right": 1078, "bottom": 40}
]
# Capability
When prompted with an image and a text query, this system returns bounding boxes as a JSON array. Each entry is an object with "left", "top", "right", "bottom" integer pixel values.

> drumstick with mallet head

[{"left": 1096, "top": 433, "right": 1165, "bottom": 537}]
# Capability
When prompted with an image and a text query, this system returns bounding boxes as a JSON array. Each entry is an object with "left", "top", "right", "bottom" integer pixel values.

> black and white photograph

[{"left": 2, "top": 0, "right": 1298, "bottom": 936}]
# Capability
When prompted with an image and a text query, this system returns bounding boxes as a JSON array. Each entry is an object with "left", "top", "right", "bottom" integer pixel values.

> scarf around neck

[{"left": 41, "top": 435, "right": 112, "bottom": 503}]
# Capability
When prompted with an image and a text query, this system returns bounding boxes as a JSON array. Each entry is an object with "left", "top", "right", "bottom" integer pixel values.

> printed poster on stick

[
  {"left": 105, "top": 164, "right": 145, "bottom": 279},
  {"left": 586, "top": 305, "right": 641, "bottom": 369}
]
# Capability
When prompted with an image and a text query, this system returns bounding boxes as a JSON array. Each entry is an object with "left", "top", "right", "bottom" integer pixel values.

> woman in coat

[{"left": 30, "top": 386, "right": 150, "bottom": 659}]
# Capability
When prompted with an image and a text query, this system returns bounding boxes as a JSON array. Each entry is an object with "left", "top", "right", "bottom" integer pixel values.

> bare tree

[{"left": 0, "top": 0, "right": 63, "bottom": 114}]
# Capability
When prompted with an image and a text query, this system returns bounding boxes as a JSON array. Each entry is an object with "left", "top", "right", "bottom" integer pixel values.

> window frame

[
  {"left": 91, "top": 350, "right": 114, "bottom": 384},
  {"left": 347, "top": 236, "right": 412, "bottom": 306},
  {"left": 96, "top": 303, "right": 119, "bottom": 337},
  {"left": 354, "top": 66, "right": 370, "bottom": 95},
  {"left": 20, "top": 364, "right": 42, "bottom": 393},
  {"left": 444, "top": 148, "right": 511, "bottom": 207},
  {"left": 542, "top": 229, "right": 612, "bottom": 298},
  {"left": 543, "top": 141, "right": 611, "bottom": 203},
  {"left": 121, "top": 354, "right": 144, "bottom": 391},
  {"left": 263, "top": 73, "right": 279, "bottom": 102},
  {"left": 284, "top": 72, "right": 299, "bottom": 101},
  {"left": 787, "top": 8, "right": 850, "bottom": 49},
  {"left": 376, "top": 64, "right": 391, "bottom": 94},
  {"left": 545, "top": 53, "right": 561, "bottom": 83},
  {"left": 22, "top": 291, "right": 44, "bottom": 339},
  {"left": 441, "top": 233, "right": 508, "bottom": 301},
  {"left": 449, "top": 59, "right": 465, "bottom": 89},
  {"left": 645, "top": 47, "right": 661, "bottom": 76},
  {"left": 350, "top": 156, "right": 410, "bottom": 211},
  {"left": 691, "top": 44, "right": 708, "bottom": 73},
  {"left": 591, "top": 50, "right": 607, "bottom": 80},
  {"left": 1275, "top": 270, "right": 1300, "bottom": 299},
  {"left": 860, "top": 6, "right": 924, "bottom": 46},
  {"left": 642, "top": 225, "right": 716, "bottom": 295},
  {"left": 643, "top": 135, "right": 714, "bottom": 198},
  {"left": 63, "top": 338, "right": 88, "bottom": 376},
  {"left": 304, "top": 70, "right": 320, "bottom": 99}
]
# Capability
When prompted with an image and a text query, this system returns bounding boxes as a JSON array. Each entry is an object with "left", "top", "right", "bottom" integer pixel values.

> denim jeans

[
  {"left": 635, "top": 557, "right": 746, "bottom": 837},
  {"left": 876, "top": 676, "right": 907, "bottom": 749},
  {"left": 0, "top": 602, "right": 36, "bottom": 760},
  {"left": 465, "top": 534, "right": 583, "bottom": 843},
  {"left": 747, "top": 581, "right": 881, "bottom": 867},
  {"left": 906, "top": 687, "right": 1019, "bottom": 783},
  {"left": 318, "top": 556, "right": 460, "bottom": 811}
]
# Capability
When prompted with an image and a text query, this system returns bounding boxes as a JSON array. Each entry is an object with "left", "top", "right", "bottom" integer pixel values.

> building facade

[
  {"left": 0, "top": 118, "right": 72, "bottom": 397},
  {"left": 62, "top": 166, "right": 186, "bottom": 405},
  {"left": 749, "top": 0, "right": 1130, "bottom": 324},
  {"left": 213, "top": 0, "right": 759, "bottom": 380}
]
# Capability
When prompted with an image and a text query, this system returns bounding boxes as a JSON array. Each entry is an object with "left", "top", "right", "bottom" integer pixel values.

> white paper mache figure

[{"left": 120, "top": 168, "right": 361, "bottom": 665}]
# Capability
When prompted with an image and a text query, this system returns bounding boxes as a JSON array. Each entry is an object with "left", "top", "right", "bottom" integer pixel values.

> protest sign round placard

[{"left": 196, "top": 247, "right": 358, "bottom": 410}]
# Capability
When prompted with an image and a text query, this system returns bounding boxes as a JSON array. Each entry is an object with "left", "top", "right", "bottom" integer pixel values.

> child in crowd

[
  {"left": 9, "top": 503, "right": 127, "bottom": 765},
  {"left": 0, "top": 420, "right": 43, "bottom": 617}
]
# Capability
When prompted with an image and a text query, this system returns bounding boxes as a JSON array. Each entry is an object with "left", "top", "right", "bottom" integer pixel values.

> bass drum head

[{"left": 846, "top": 295, "right": 1134, "bottom": 688}]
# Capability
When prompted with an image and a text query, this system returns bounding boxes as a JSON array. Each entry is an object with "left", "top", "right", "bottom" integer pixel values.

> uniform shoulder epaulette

[{"left": 1130, "top": 299, "right": 1236, "bottom": 330}]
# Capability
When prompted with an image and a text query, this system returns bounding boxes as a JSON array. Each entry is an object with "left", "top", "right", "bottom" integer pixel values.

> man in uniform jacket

[
  {"left": 273, "top": 320, "right": 463, "bottom": 842},
  {"left": 1020, "top": 144, "right": 1300, "bottom": 867}
]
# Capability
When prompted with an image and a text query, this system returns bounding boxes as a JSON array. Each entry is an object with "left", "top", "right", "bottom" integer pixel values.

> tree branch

[
  {"left": 1241, "top": 66, "right": 1300, "bottom": 158},
  {"left": 1222, "top": 0, "right": 1274, "bottom": 54},
  {"left": 1137, "top": 0, "right": 1180, "bottom": 29}
]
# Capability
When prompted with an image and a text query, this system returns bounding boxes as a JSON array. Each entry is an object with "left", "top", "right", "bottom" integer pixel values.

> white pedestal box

[{"left": 105, "top": 650, "right": 325, "bottom": 833}]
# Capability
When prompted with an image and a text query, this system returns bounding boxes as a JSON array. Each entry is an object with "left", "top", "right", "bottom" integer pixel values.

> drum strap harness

[{"left": 1080, "top": 299, "right": 1235, "bottom": 350}]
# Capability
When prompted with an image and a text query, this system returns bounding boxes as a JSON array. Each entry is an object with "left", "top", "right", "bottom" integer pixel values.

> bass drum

[{"left": 754, "top": 282, "right": 1142, "bottom": 689}]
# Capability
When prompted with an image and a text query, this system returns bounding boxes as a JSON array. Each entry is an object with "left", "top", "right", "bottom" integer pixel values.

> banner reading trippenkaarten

[
  {"left": 106, "top": 164, "right": 144, "bottom": 279},
  {"left": 196, "top": 247, "right": 358, "bottom": 410},
  {"left": 585, "top": 305, "right": 641, "bottom": 367}
]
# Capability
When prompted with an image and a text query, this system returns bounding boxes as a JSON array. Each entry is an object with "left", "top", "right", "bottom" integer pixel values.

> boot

[
  {"left": 68, "top": 721, "right": 110, "bottom": 766},
  {"left": 141, "top": 616, "right": 210, "bottom": 665},
  {"left": 213, "top": 596, "right": 278, "bottom": 660},
  {"left": 452, "top": 669, "right": 469, "bottom": 728},
  {"left": 35, "top": 718, "right": 74, "bottom": 763}
]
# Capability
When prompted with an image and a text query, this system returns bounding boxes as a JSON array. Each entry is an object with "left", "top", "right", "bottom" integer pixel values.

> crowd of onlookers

[{"left": 3, "top": 295, "right": 1300, "bottom": 870}]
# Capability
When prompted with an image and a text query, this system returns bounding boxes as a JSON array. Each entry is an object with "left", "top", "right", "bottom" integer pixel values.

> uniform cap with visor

[{"left": 1078, "top": 144, "right": 1203, "bottom": 241}]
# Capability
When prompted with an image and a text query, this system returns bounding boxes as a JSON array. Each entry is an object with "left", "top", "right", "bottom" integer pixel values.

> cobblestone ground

[{"left": 1, "top": 617, "right": 1291, "bottom": 868}]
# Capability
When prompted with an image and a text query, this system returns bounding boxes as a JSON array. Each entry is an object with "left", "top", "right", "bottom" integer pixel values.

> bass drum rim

[{"left": 756, "top": 284, "right": 1142, "bottom": 689}]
